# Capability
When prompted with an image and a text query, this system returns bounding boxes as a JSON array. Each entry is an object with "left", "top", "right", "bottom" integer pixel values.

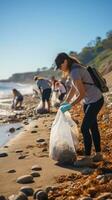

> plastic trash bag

[
  {"left": 35, "top": 101, "right": 48, "bottom": 114},
  {"left": 49, "top": 109, "right": 79, "bottom": 164}
]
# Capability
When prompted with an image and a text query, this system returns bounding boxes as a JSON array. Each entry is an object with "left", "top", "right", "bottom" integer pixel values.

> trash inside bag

[{"left": 49, "top": 109, "right": 79, "bottom": 164}]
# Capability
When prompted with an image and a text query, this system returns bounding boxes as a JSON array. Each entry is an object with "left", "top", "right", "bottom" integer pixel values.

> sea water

[{"left": 0, "top": 82, "right": 33, "bottom": 147}]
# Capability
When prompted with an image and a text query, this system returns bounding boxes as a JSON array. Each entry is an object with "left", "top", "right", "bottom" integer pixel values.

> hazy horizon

[{"left": 0, "top": 0, "right": 112, "bottom": 79}]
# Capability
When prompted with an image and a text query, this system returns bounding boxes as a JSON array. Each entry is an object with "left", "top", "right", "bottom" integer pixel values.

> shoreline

[{"left": 0, "top": 91, "right": 112, "bottom": 199}]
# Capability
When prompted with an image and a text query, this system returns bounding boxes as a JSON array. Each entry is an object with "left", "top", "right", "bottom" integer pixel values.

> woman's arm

[
  {"left": 65, "top": 84, "right": 76, "bottom": 103},
  {"left": 71, "top": 79, "right": 85, "bottom": 106},
  {"left": 65, "top": 79, "right": 85, "bottom": 104}
]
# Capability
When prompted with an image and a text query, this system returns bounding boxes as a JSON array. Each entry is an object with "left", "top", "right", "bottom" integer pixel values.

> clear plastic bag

[
  {"left": 35, "top": 101, "right": 48, "bottom": 114},
  {"left": 49, "top": 109, "right": 79, "bottom": 164}
]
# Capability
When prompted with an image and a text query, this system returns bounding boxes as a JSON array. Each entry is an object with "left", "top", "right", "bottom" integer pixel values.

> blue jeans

[{"left": 81, "top": 97, "right": 104, "bottom": 156}]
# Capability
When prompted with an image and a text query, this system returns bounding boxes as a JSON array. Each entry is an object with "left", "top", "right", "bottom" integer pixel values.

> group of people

[
  {"left": 11, "top": 52, "right": 105, "bottom": 167},
  {"left": 11, "top": 75, "right": 70, "bottom": 112},
  {"left": 33, "top": 75, "right": 70, "bottom": 113}
]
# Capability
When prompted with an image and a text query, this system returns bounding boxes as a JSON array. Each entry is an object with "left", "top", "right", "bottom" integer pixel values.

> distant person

[
  {"left": 34, "top": 76, "right": 52, "bottom": 113},
  {"left": 55, "top": 52, "right": 104, "bottom": 167},
  {"left": 55, "top": 81, "right": 67, "bottom": 102},
  {"left": 12, "top": 88, "right": 23, "bottom": 109}
]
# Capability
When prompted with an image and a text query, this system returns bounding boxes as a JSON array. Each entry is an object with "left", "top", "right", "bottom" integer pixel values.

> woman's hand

[{"left": 60, "top": 103, "right": 72, "bottom": 113}]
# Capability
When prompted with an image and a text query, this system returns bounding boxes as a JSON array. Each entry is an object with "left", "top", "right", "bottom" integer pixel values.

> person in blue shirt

[
  {"left": 54, "top": 52, "right": 104, "bottom": 167},
  {"left": 34, "top": 76, "right": 52, "bottom": 113}
]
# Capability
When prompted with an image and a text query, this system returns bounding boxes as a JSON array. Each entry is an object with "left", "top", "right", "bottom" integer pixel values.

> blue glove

[{"left": 60, "top": 103, "right": 72, "bottom": 113}]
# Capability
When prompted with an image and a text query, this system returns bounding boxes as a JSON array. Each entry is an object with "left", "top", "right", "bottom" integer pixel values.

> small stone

[
  {"left": 34, "top": 190, "right": 48, "bottom": 200},
  {"left": 44, "top": 186, "right": 58, "bottom": 194},
  {"left": 18, "top": 155, "right": 26, "bottom": 159},
  {"left": 82, "top": 168, "right": 94, "bottom": 175},
  {"left": 96, "top": 192, "right": 112, "bottom": 200},
  {"left": 0, "top": 196, "right": 7, "bottom": 200},
  {"left": 31, "top": 165, "right": 42, "bottom": 171},
  {"left": 14, "top": 192, "right": 28, "bottom": 200},
  {"left": 79, "top": 197, "right": 93, "bottom": 200},
  {"left": 87, "top": 187, "right": 97, "bottom": 198},
  {"left": 15, "top": 150, "right": 23, "bottom": 153},
  {"left": 0, "top": 152, "right": 8, "bottom": 157},
  {"left": 42, "top": 148, "right": 47, "bottom": 152},
  {"left": 33, "top": 190, "right": 42, "bottom": 199},
  {"left": 34, "top": 125, "right": 38, "bottom": 128},
  {"left": 23, "top": 121, "right": 29, "bottom": 125},
  {"left": 36, "top": 139, "right": 45, "bottom": 143},
  {"left": 16, "top": 126, "right": 23, "bottom": 130},
  {"left": 4, "top": 146, "right": 8, "bottom": 148},
  {"left": 7, "top": 169, "right": 16, "bottom": 173},
  {"left": 20, "top": 186, "right": 34, "bottom": 196},
  {"left": 31, "top": 171, "right": 40, "bottom": 177},
  {"left": 31, "top": 130, "right": 37, "bottom": 133},
  {"left": 16, "top": 175, "right": 34, "bottom": 184},
  {"left": 9, "top": 127, "right": 15, "bottom": 133}
]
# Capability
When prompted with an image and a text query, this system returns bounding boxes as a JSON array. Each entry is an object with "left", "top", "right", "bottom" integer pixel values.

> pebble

[
  {"left": 16, "top": 126, "right": 23, "bottom": 130},
  {"left": 45, "top": 186, "right": 58, "bottom": 194},
  {"left": 87, "top": 187, "right": 96, "bottom": 198},
  {"left": 31, "top": 130, "right": 37, "bottom": 133},
  {"left": 8, "top": 193, "right": 28, "bottom": 200},
  {"left": 18, "top": 155, "right": 26, "bottom": 159},
  {"left": 16, "top": 175, "right": 34, "bottom": 184},
  {"left": 0, "top": 196, "right": 7, "bottom": 200},
  {"left": 9, "top": 127, "right": 15, "bottom": 133},
  {"left": 7, "top": 169, "right": 16, "bottom": 173},
  {"left": 34, "top": 190, "right": 48, "bottom": 200},
  {"left": 42, "top": 148, "right": 47, "bottom": 152},
  {"left": 36, "top": 139, "right": 45, "bottom": 143},
  {"left": 96, "top": 173, "right": 112, "bottom": 184},
  {"left": 33, "top": 190, "right": 42, "bottom": 199},
  {"left": 14, "top": 192, "right": 28, "bottom": 200},
  {"left": 0, "top": 152, "right": 8, "bottom": 157},
  {"left": 34, "top": 125, "right": 38, "bottom": 128},
  {"left": 23, "top": 121, "right": 29, "bottom": 125},
  {"left": 20, "top": 186, "right": 34, "bottom": 196},
  {"left": 79, "top": 197, "right": 93, "bottom": 200},
  {"left": 31, "top": 165, "right": 42, "bottom": 171},
  {"left": 15, "top": 150, "right": 23, "bottom": 153},
  {"left": 31, "top": 171, "right": 40, "bottom": 177},
  {"left": 96, "top": 192, "right": 112, "bottom": 200},
  {"left": 82, "top": 168, "right": 94, "bottom": 175},
  {"left": 4, "top": 145, "right": 8, "bottom": 148}
]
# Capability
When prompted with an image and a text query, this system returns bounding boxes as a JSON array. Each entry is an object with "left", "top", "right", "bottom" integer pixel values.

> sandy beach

[{"left": 0, "top": 87, "right": 112, "bottom": 199}]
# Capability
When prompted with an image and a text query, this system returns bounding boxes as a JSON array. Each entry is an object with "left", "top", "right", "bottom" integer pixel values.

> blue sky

[{"left": 0, "top": 0, "right": 112, "bottom": 79}]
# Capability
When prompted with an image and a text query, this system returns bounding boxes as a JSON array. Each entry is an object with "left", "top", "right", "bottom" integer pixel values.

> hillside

[
  {"left": 0, "top": 69, "right": 61, "bottom": 83},
  {"left": 70, "top": 30, "right": 112, "bottom": 75}
]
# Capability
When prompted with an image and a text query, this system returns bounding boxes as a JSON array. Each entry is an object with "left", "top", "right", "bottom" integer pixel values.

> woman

[
  {"left": 55, "top": 52, "right": 104, "bottom": 167},
  {"left": 34, "top": 76, "right": 52, "bottom": 113},
  {"left": 12, "top": 88, "right": 23, "bottom": 109}
]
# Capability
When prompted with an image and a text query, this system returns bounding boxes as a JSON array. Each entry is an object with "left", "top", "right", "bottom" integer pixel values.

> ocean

[
  {"left": 0, "top": 82, "right": 33, "bottom": 115},
  {"left": 0, "top": 82, "right": 33, "bottom": 147}
]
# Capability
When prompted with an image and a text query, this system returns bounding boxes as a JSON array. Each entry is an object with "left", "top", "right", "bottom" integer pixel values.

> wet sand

[{"left": 0, "top": 90, "right": 112, "bottom": 199}]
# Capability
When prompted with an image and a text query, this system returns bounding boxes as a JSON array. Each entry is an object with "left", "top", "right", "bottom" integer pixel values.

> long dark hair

[{"left": 55, "top": 52, "right": 81, "bottom": 71}]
